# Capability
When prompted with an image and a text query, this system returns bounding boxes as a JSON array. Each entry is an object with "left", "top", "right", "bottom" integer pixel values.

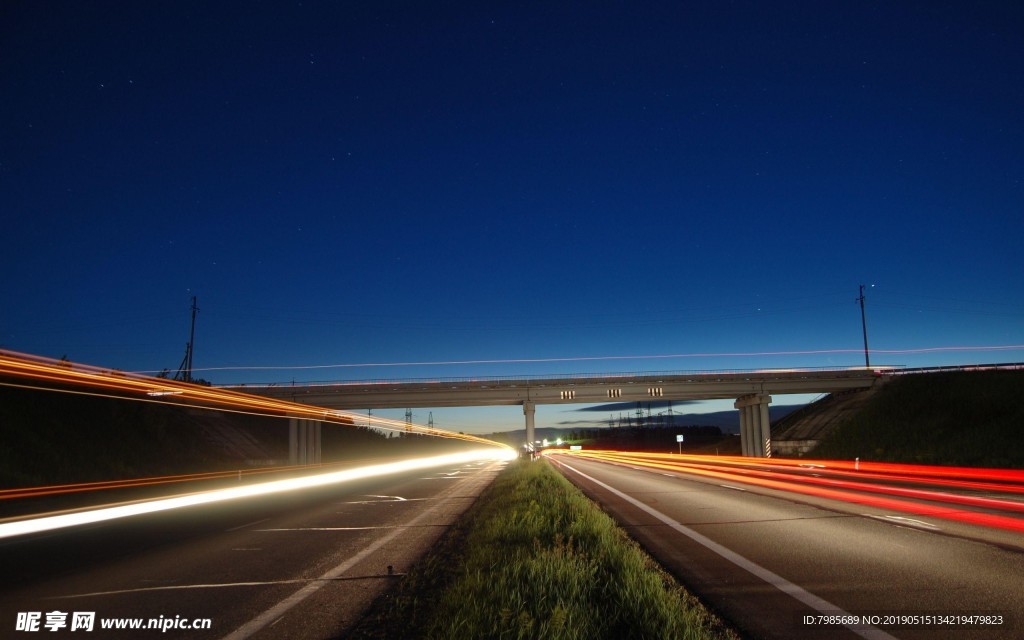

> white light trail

[{"left": 0, "top": 449, "right": 515, "bottom": 541}]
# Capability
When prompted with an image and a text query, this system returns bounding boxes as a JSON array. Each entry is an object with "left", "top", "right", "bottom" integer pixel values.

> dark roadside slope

[
  {"left": 0, "top": 384, "right": 261, "bottom": 487},
  {"left": 810, "top": 369, "right": 1024, "bottom": 468},
  {"left": 0, "top": 383, "right": 454, "bottom": 489}
]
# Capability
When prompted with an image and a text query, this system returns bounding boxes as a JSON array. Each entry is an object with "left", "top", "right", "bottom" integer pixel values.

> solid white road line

[
  {"left": 219, "top": 461, "right": 498, "bottom": 640},
  {"left": 556, "top": 460, "right": 898, "bottom": 640}
]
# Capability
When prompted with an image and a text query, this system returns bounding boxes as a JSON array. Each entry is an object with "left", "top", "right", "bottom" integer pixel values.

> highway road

[
  {"left": 548, "top": 452, "right": 1024, "bottom": 640},
  {"left": 0, "top": 454, "right": 509, "bottom": 639}
]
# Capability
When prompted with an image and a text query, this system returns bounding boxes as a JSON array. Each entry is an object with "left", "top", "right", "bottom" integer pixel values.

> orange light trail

[
  {"left": 0, "top": 350, "right": 508, "bottom": 447},
  {"left": 548, "top": 450, "right": 1024, "bottom": 533},
  {"left": 0, "top": 350, "right": 511, "bottom": 502}
]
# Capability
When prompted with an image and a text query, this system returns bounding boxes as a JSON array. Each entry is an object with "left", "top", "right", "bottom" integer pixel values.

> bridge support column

[
  {"left": 735, "top": 394, "right": 772, "bottom": 457},
  {"left": 289, "top": 418, "right": 300, "bottom": 465},
  {"left": 289, "top": 418, "right": 322, "bottom": 465},
  {"left": 758, "top": 401, "right": 771, "bottom": 458},
  {"left": 523, "top": 401, "right": 536, "bottom": 456},
  {"left": 308, "top": 420, "right": 321, "bottom": 464},
  {"left": 739, "top": 404, "right": 752, "bottom": 456}
]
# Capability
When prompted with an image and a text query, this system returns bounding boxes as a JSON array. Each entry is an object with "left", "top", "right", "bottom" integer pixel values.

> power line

[{"left": 139, "top": 343, "right": 1024, "bottom": 376}]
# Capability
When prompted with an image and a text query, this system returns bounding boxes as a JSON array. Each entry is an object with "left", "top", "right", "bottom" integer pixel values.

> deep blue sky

[{"left": 3, "top": 2, "right": 1022, "bottom": 432}]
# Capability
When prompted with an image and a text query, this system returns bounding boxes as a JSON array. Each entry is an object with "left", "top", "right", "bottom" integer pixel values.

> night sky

[{"left": 3, "top": 2, "right": 1022, "bottom": 433}]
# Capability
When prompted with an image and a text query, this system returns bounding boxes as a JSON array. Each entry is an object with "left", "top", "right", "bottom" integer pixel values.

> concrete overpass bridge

[{"left": 228, "top": 368, "right": 881, "bottom": 459}]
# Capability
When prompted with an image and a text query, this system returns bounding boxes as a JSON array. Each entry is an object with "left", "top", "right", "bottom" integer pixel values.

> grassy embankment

[
  {"left": 350, "top": 458, "right": 737, "bottom": 640},
  {"left": 813, "top": 370, "right": 1024, "bottom": 467}
]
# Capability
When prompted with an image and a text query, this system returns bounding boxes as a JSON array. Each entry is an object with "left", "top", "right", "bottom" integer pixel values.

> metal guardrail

[
  {"left": 220, "top": 365, "right": 907, "bottom": 389},
  {"left": 218, "top": 362, "right": 1024, "bottom": 390},
  {"left": 879, "top": 362, "right": 1023, "bottom": 375}
]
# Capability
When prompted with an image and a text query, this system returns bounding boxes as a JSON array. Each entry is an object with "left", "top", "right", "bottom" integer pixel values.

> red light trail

[{"left": 548, "top": 450, "right": 1024, "bottom": 534}]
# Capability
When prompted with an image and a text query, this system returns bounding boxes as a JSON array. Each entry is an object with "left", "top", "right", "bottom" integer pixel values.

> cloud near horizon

[{"left": 570, "top": 400, "right": 701, "bottom": 413}]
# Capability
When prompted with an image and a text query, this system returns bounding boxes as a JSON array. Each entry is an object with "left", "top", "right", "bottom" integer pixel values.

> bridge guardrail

[{"left": 221, "top": 365, "right": 906, "bottom": 389}]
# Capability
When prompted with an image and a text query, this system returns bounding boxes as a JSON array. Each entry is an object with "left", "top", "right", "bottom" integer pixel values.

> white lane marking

[
  {"left": 225, "top": 518, "right": 270, "bottom": 532},
  {"left": 557, "top": 461, "right": 898, "bottom": 640},
  {"left": 661, "top": 474, "right": 676, "bottom": 478},
  {"left": 865, "top": 514, "right": 941, "bottom": 531},
  {"left": 719, "top": 484, "right": 748, "bottom": 492},
  {"left": 256, "top": 526, "right": 420, "bottom": 531},
  {"left": 341, "top": 497, "right": 426, "bottom": 505},
  {"left": 52, "top": 576, "right": 391, "bottom": 599},
  {"left": 367, "top": 494, "right": 408, "bottom": 501},
  {"left": 221, "top": 461, "right": 501, "bottom": 640}
]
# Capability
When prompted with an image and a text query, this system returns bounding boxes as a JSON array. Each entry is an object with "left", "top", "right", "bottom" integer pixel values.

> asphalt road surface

[
  {"left": 0, "top": 456, "right": 508, "bottom": 639},
  {"left": 549, "top": 453, "right": 1023, "bottom": 640}
]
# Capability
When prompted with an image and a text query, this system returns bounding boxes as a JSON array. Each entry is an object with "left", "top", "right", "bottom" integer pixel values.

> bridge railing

[{"left": 220, "top": 365, "right": 906, "bottom": 389}]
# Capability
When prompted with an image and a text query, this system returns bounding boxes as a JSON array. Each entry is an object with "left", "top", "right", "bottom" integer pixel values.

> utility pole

[
  {"left": 186, "top": 295, "right": 198, "bottom": 379},
  {"left": 857, "top": 285, "right": 870, "bottom": 368},
  {"left": 174, "top": 295, "right": 199, "bottom": 382}
]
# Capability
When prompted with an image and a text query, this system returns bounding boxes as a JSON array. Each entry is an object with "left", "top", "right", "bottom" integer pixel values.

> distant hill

[
  {"left": 480, "top": 405, "right": 805, "bottom": 455},
  {"left": 484, "top": 405, "right": 803, "bottom": 442}
]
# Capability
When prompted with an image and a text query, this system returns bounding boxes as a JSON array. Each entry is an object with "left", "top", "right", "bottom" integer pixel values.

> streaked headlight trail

[
  {"left": 0, "top": 464, "right": 328, "bottom": 501},
  {"left": 0, "top": 350, "right": 515, "bottom": 538},
  {"left": 0, "top": 449, "right": 516, "bottom": 540}
]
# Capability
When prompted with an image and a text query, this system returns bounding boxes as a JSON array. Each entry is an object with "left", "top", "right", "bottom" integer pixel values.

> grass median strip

[{"left": 346, "top": 458, "right": 738, "bottom": 639}]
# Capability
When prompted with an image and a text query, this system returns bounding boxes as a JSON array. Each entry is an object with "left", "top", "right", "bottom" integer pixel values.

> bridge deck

[{"left": 228, "top": 369, "right": 881, "bottom": 410}]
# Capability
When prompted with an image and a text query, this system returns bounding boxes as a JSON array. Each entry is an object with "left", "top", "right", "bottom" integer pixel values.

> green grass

[
  {"left": 813, "top": 370, "right": 1024, "bottom": 467},
  {"left": 349, "top": 459, "right": 736, "bottom": 640}
]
